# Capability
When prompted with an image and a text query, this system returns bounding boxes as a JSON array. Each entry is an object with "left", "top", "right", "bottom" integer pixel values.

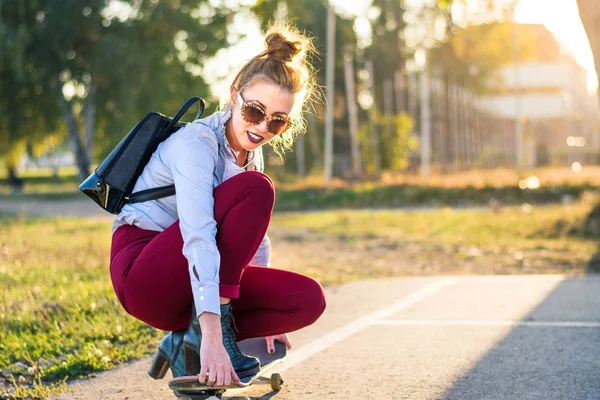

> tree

[
  {"left": 1, "top": 0, "right": 229, "bottom": 181},
  {"left": 0, "top": 0, "right": 63, "bottom": 181},
  {"left": 251, "top": 0, "right": 358, "bottom": 176}
]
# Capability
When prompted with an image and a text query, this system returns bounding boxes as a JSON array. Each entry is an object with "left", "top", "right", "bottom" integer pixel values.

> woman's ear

[{"left": 230, "top": 87, "right": 237, "bottom": 105}]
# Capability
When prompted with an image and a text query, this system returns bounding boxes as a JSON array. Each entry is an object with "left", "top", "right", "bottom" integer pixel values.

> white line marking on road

[
  {"left": 372, "top": 320, "right": 600, "bottom": 328},
  {"left": 279, "top": 278, "right": 456, "bottom": 372},
  {"left": 228, "top": 278, "right": 455, "bottom": 396},
  {"left": 456, "top": 275, "right": 567, "bottom": 283}
]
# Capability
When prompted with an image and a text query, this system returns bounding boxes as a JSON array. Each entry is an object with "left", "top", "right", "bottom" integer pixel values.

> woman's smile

[{"left": 247, "top": 131, "right": 264, "bottom": 144}]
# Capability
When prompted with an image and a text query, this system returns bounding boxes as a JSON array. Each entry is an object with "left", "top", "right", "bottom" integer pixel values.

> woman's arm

[
  {"left": 169, "top": 124, "right": 237, "bottom": 386},
  {"left": 170, "top": 124, "right": 221, "bottom": 318}
]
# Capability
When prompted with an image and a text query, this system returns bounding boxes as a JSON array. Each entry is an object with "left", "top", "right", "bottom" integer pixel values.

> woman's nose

[{"left": 256, "top": 118, "right": 269, "bottom": 133}]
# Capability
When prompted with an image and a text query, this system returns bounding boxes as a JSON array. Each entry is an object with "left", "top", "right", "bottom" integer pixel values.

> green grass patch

[
  {"left": 272, "top": 203, "right": 593, "bottom": 245},
  {"left": 0, "top": 168, "right": 81, "bottom": 201},
  {"left": 274, "top": 183, "right": 595, "bottom": 211},
  {"left": 1, "top": 203, "right": 599, "bottom": 397},
  {"left": 0, "top": 218, "right": 162, "bottom": 399}
]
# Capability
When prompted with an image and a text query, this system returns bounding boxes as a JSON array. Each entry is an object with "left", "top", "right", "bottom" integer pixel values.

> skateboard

[{"left": 168, "top": 337, "right": 287, "bottom": 399}]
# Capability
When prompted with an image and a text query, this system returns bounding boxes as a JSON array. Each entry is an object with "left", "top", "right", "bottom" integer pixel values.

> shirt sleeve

[
  {"left": 170, "top": 124, "right": 221, "bottom": 318},
  {"left": 249, "top": 233, "right": 271, "bottom": 267}
]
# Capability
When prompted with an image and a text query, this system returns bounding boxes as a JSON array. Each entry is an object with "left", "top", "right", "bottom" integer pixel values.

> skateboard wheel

[{"left": 270, "top": 373, "right": 284, "bottom": 391}]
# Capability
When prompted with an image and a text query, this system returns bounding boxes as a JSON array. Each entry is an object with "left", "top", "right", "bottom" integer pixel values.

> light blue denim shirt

[{"left": 113, "top": 106, "right": 270, "bottom": 318}]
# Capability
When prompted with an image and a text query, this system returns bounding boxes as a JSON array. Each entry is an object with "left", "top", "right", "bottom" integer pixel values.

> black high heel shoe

[
  {"left": 148, "top": 329, "right": 186, "bottom": 379},
  {"left": 183, "top": 303, "right": 260, "bottom": 378}
]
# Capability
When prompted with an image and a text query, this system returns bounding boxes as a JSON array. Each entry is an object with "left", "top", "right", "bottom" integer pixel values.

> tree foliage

[
  {"left": 0, "top": 0, "right": 543, "bottom": 183},
  {"left": 0, "top": 0, "right": 229, "bottom": 179},
  {"left": 250, "top": 0, "right": 358, "bottom": 174}
]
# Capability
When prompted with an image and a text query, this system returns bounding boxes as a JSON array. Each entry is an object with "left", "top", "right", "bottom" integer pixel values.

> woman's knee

[
  {"left": 294, "top": 277, "right": 327, "bottom": 327},
  {"left": 239, "top": 171, "right": 275, "bottom": 206}
]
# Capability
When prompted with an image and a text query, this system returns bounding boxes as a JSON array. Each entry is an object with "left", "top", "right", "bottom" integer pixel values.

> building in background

[{"left": 478, "top": 23, "right": 599, "bottom": 167}]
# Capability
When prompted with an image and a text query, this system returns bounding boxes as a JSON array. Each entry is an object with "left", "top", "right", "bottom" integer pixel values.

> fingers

[
  {"left": 231, "top": 365, "right": 241, "bottom": 384},
  {"left": 198, "top": 361, "right": 208, "bottom": 385},
  {"left": 217, "top": 370, "right": 227, "bottom": 387},
  {"left": 207, "top": 367, "right": 217, "bottom": 386},
  {"left": 265, "top": 336, "right": 275, "bottom": 355},
  {"left": 223, "top": 370, "right": 232, "bottom": 387},
  {"left": 279, "top": 334, "right": 292, "bottom": 350},
  {"left": 267, "top": 334, "right": 292, "bottom": 352},
  {"left": 198, "top": 357, "right": 237, "bottom": 387}
]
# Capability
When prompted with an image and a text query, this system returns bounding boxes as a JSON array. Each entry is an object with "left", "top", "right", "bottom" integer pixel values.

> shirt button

[
  {"left": 199, "top": 287, "right": 204, "bottom": 292},
  {"left": 200, "top": 296, "right": 205, "bottom": 301}
]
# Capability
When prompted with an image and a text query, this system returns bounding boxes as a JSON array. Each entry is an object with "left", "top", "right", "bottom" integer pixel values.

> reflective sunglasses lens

[
  {"left": 269, "top": 119, "right": 288, "bottom": 135},
  {"left": 243, "top": 104, "right": 265, "bottom": 124}
]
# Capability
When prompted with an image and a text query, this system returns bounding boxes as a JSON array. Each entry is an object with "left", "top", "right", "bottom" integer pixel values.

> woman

[{"left": 109, "top": 24, "right": 326, "bottom": 388}]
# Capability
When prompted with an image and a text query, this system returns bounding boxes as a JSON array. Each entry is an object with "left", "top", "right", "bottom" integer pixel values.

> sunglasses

[{"left": 237, "top": 92, "right": 291, "bottom": 136}]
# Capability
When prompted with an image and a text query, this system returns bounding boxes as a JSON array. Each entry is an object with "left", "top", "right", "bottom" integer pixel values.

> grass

[
  {"left": 1, "top": 202, "right": 599, "bottom": 397},
  {"left": 0, "top": 167, "right": 80, "bottom": 200},
  {"left": 0, "top": 218, "right": 160, "bottom": 399}
]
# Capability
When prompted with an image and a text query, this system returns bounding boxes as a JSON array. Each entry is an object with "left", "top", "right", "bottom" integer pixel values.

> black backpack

[{"left": 79, "top": 97, "right": 205, "bottom": 214}]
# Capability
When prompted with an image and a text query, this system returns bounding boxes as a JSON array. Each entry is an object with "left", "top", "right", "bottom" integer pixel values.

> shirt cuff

[{"left": 190, "top": 280, "right": 220, "bottom": 317}]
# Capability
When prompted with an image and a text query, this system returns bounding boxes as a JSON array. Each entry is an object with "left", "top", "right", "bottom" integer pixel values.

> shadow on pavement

[{"left": 439, "top": 276, "right": 600, "bottom": 400}]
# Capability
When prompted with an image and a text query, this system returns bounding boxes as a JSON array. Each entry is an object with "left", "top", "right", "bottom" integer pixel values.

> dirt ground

[{"left": 267, "top": 226, "right": 592, "bottom": 286}]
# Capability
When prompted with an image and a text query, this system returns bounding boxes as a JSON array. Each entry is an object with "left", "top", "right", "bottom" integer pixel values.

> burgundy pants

[{"left": 110, "top": 171, "right": 326, "bottom": 340}]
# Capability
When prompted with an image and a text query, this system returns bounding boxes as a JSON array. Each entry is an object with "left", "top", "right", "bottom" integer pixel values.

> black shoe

[
  {"left": 148, "top": 330, "right": 186, "bottom": 379},
  {"left": 220, "top": 303, "right": 260, "bottom": 378},
  {"left": 182, "top": 303, "right": 261, "bottom": 378}
]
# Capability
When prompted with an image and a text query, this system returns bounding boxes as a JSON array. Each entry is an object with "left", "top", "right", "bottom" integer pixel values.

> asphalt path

[
  {"left": 50, "top": 275, "right": 600, "bottom": 400},
  {"left": 0, "top": 198, "right": 113, "bottom": 220}
]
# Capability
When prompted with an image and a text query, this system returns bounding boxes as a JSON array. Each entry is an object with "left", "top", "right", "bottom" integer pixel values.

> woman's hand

[
  {"left": 198, "top": 313, "right": 240, "bottom": 387},
  {"left": 264, "top": 334, "right": 292, "bottom": 355}
]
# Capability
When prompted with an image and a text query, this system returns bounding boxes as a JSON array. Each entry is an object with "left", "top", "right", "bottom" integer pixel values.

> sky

[{"left": 204, "top": 0, "right": 597, "bottom": 98}]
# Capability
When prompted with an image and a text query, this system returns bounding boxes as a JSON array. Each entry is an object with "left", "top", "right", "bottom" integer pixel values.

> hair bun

[{"left": 265, "top": 32, "right": 302, "bottom": 63}]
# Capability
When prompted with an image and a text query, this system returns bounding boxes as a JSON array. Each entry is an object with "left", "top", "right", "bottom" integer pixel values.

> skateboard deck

[{"left": 168, "top": 337, "right": 286, "bottom": 399}]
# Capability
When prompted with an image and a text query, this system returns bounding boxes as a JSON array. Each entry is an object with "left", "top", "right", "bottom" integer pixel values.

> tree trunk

[
  {"left": 324, "top": 4, "right": 336, "bottom": 186},
  {"left": 57, "top": 80, "right": 90, "bottom": 182},
  {"left": 577, "top": 0, "right": 600, "bottom": 103},
  {"left": 307, "top": 113, "right": 322, "bottom": 169},
  {"left": 85, "top": 78, "right": 96, "bottom": 166},
  {"left": 343, "top": 52, "right": 362, "bottom": 177},
  {"left": 295, "top": 132, "right": 306, "bottom": 177},
  {"left": 419, "top": 69, "right": 431, "bottom": 180},
  {"left": 383, "top": 78, "right": 394, "bottom": 143},
  {"left": 365, "top": 59, "right": 381, "bottom": 176},
  {"left": 394, "top": 68, "right": 405, "bottom": 114},
  {"left": 7, "top": 165, "right": 23, "bottom": 194}
]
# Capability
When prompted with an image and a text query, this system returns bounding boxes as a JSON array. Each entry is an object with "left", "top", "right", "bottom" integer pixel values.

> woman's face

[{"left": 227, "top": 80, "right": 295, "bottom": 152}]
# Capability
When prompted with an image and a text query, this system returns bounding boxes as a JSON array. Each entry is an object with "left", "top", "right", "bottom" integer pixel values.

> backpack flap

[{"left": 79, "top": 171, "right": 111, "bottom": 210}]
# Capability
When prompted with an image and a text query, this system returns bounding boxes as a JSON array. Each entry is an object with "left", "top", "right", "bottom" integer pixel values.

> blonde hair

[{"left": 230, "top": 24, "right": 318, "bottom": 157}]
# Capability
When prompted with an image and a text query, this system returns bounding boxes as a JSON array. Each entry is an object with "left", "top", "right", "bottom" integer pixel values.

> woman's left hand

[{"left": 264, "top": 334, "right": 292, "bottom": 355}]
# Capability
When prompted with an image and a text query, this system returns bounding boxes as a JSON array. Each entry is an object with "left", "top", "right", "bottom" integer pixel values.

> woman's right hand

[{"left": 197, "top": 313, "right": 240, "bottom": 387}]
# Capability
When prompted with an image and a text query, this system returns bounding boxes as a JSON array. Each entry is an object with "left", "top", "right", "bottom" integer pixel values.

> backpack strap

[
  {"left": 165, "top": 97, "right": 205, "bottom": 132},
  {"left": 126, "top": 185, "right": 175, "bottom": 204},
  {"left": 126, "top": 119, "right": 224, "bottom": 205}
]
